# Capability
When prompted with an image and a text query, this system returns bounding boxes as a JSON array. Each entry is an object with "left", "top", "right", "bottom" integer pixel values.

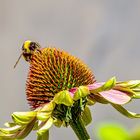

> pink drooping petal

[
  {"left": 99, "top": 89, "right": 131, "bottom": 105},
  {"left": 87, "top": 82, "right": 105, "bottom": 90},
  {"left": 69, "top": 82, "right": 105, "bottom": 95}
]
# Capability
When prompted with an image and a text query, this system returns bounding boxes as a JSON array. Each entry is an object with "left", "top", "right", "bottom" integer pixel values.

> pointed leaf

[
  {"left": 0, "top": 133, "right": 18, "bottom": 139},
  {"left": 37, "top": 130, "right": 49, "bottom": 140},
  {"left": 37, "top": 102, "right": 55, "bottom": 121},
  {"left": 53, "top": 90, "right": 73, "bottom": 106},
  {"left": 0, "top": 137, "right": 16, "bottom": 140},
  {"left": 37, "top": 117, "right": 53, "bottom": 138},
  {"left": 86, "top": 98, "right": 96, "bottom": 106},
  {"left": 133, "top": 92, "right": 140, "bottom": 99},
  {"left": 0, "top": 118, "right": 36, "bottom": 139},
  {"left": 112, "top": 104, "right": 140, "bottom": 118},
  {"left": 0, "top": 125, "right": 22, "bottom": 134},
  {"left": 39, "top": 102, "right": 55, "bottom": 112},
  {"left": 12, "top": 111, "right": 36, "bottom": 125},
  {"left": 33, "top": 120, "right": 40, "bottom": 130},
  {"left": 15, "top": 118, "right": 36, "bottom": 139},
  {"left": 90, "top": 77, "right": 116, "bottom": 94},
  {"left": 33, "top": 121, "right": 46, "bottom": 131},
  {"left": 37, "top": 112, "right": 51, "bottom": 121},
  {"left": 81, "top": 106, "right": 92, "bottom": 126},
  {"left": 116, "top": 80, "right": 140, "bottom": 98},
  {"left": 117, "top": 80, "right": 140, "bottom": 88},
  {"left": 73, "top": 86, "right": 90, "bottom": 101},
  {"left": 53, "top": 119, "right": 63, "bottom": 128},
  {"left": 101, "top": 77, "right": 116, "bottom": 91},
  {"left": 4, "top": 122, "right": 17, "bottom": 128}
]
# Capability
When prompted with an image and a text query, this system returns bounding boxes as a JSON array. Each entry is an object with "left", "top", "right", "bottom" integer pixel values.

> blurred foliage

[{"left": 96, "top": 123, "right": 140, "bottom": 140}]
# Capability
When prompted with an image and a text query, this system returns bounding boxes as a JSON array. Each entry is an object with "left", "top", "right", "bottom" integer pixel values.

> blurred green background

[
  {"left": 96, "top": 122, "right": 140, "bottom": 140},
  {"left": 0, "top": 0, "right": 140, "bottom": 139}
]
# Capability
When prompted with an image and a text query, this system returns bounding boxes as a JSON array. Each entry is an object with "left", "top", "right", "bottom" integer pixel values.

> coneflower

[
  {"left": 1, "top": 40, "right": 140, "bottom": 140},
  {"left": 25, "top": 42, "right": 95, "bottom": 139},
  {"left": 26, "top": 46, "right": 95, "bottom": 109}
]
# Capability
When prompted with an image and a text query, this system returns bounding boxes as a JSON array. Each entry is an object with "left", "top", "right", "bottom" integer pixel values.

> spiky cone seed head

[{"left": 26, "top": 46, "right": 95, "bottom": 109}]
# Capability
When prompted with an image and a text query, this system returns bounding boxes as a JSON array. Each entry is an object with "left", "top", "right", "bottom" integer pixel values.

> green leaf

[
  {"left": 33, "top": 120, "right": 40, "bottom": 130},
  {"left": 37, "top": 117, "right": 53, "bottom": 139},
  {"left": 91, "top": 77, "right": 116, "bottom": 94},
  {"left": 4, "top": 122, "right": 17, "bottom": 128},
  {"left": 0, "top": 125, "right": 22, "bottom": 134},
  {"left": 111, "top": 104, "right": 140, "bottom": 118},
  {"left": 73, "top": 86, "right": 90, "bottom": 101},
  {"left": 33, "top": 121, "right": 48, "bottom": 131},
  {"left": 12, "top": 111, "right": 36, "bottom": 125},
  {"left": 37, "top": 102, "right": 55, "bottom": 121},
  {"left": 39, "top": 102, "right": 55, "bottom": 112},
  {"left": 116, "top": 80, "right": 140, "bottom": 99},
  {"left": 86, "top": 98, "right": 96, "bottom": 106},
  {"left": 53, "top": 119, "right": 63, "bottom": 128},
  {"left": 0, "top": 134, "right": 13, "bottom": 139},
  {"left": 15, "top": 118, "right": 36, "bottom": 139},
  {"left": 81, "top": 106, "right": 92, "bottom": 126},
  {"left": 0, "top": 118, "right": 36, "bottom": 139},
  {"left": 89, "top": 94, "right": 108, "bottom": 104},
  {"left": 101, "top": 77, "right": 116, "bottom": 91},
  {"left": 97, "top": 123, "right": 130, "bottom": 140},
  {"left": 0, "top": 138, "right": 15, "bottom": 140},
  {"left": 117, "top": 80, "right": 140, "bottom": 89},
  {"left": 37, "top": 130, "right": 49, "bottom": 140},
  {"left": 37, "top": 112, "right": 51, "bottom": 122},
  {"left": 53, "top": 90, "right": 73, "bottom": 106},
  {"left": 133, "top": 91, "right": 140, "bottom": 99}
]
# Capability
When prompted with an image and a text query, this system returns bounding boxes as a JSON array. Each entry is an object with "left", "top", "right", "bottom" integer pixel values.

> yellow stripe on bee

[{"left": 24, "top": 40, "right": 31, "bottom": 53}]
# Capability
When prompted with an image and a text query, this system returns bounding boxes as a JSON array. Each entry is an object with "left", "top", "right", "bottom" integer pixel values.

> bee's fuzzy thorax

[{"left": 26, "top": 47, "right": 95, "bottom": 109}]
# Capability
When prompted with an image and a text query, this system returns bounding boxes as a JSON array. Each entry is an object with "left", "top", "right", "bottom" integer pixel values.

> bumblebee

[{"left": 14, "top": 40, "right": 40, "bottom": 68}]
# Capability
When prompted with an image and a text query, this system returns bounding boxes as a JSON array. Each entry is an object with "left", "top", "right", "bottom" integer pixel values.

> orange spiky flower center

[{"left": 26, "top": 47, "right": 95, "bottom": 109}]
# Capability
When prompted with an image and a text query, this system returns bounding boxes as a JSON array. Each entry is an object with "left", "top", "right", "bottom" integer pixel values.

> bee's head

[
  {"left": 14, "top": 40, "right": 41, "bottom": 68},
  {"left": 22, "top": 40, "right": 40, "bottom": 61}
]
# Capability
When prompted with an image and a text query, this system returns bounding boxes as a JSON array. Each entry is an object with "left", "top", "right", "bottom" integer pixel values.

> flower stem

[{"left": 70, "top": 116, "right": 90, "bottom": 140}]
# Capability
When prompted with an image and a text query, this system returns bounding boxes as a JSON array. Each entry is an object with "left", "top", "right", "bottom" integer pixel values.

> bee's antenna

[{"left": 14, "top": 53, "right": 23, "bottom": 69}]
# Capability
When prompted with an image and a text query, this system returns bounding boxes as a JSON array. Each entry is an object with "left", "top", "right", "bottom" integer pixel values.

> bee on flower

[{"left": 0, "top": 40, "right": 140, "bottom": 140}]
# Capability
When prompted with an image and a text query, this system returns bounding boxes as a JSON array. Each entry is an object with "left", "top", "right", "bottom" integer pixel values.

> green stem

[{"left": 70, "top": 116, "right": 90, "bottom": 140}]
